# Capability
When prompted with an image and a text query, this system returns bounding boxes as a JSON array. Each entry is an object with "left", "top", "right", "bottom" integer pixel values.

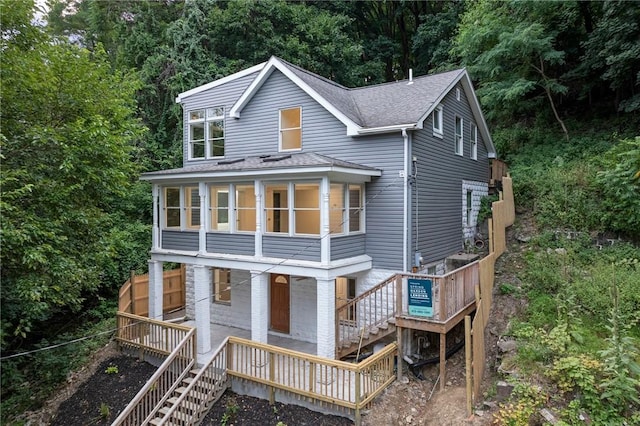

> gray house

[{"left": 141, "top": 56, "right": 496, "bottom": 360}]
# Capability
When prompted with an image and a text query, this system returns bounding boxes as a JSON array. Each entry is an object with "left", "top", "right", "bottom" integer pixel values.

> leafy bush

[{"left": 595, "top": 137, "right": 640, "bottom": 238}]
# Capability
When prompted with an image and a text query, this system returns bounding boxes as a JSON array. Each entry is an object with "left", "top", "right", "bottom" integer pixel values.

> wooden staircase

[
  {"left": 148, "top": 369, "right": 211, "bottom": 425},
  {"left": 336, "top": 275, "right": 398, "bottom": 359}
]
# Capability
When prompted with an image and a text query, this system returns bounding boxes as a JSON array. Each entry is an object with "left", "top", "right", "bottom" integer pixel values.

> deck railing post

[
  {"left": 355, "top": 370, "right": 361, "bottom": 426},
  {"left": 269, "top": 352, "right": 275, "bottom": 404}
]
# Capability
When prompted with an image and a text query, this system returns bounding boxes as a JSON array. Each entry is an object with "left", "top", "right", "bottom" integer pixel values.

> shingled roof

[
  {"left": 141, "top": 152, "right": 381, "bottom": 180},
  {"left": 179, "top": 56, "right": 495, "bottom": 155}
]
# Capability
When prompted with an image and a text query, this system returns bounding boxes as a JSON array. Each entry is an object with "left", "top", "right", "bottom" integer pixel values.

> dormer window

[
  {"left": 188, "top": 107, "right": 224, "bottom": 160},
  {"left": 432, "top": 104, "right": 443, "bottom": 138},
  {"left": 279, "top": 107, "right": 302, "bottom": 151}
]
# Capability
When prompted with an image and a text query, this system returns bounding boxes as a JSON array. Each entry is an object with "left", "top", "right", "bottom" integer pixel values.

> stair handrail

[
  {"left": 157, "top": 337, "right": 231, "bottom": 425},
  {"left": 336, "top": 274, "right": 397, "bottom": 353},
  {"left": 111, "top": 324, "right": 197, "bottom": 425}
]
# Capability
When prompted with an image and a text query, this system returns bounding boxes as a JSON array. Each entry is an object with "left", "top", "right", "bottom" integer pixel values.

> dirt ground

[{"left": 22, "top": 232, "right": 523, "bottom": 426}]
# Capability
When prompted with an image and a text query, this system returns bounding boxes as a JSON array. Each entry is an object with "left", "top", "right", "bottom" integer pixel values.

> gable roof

[
  {"left": 183, "top": 56, "right": 495, "bottom": 157},
  {"left": 141, "top": 152, "right": 382, "bottom": 182}
]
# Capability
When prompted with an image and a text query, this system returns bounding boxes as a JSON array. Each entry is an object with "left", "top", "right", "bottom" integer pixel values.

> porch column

[
  {"left": 193, "top": 265, "right": 212, "bottom": 354},
  {"left": 198, "top": 182, "right": 207, "bottom": 254},
  {"left": 320, "top": 177, "right": 330, "bottom": 265},
  {"left": 316, "top": 278, "right": 336, "bottom": 358},
  {"left": 251, "top": 271, "right": 268, "bottom": 344},
  {"left": 254, "top": 180, "right": 263, "bottom": 257},
  {"left": 148, "top": 260, "right": 163, "bottom": 321},
  {"left": 152, "top": 184, "right": 160, "bottom": 250}
]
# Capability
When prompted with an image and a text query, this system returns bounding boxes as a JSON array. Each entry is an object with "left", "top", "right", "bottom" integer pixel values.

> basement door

[{"left": 270, "top": 274, "right": 290, "bottom": 334}]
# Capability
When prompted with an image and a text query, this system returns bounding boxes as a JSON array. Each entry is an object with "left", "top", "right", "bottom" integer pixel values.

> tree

[
  {"left": 0, "top": 0, "right": 144, "bottom": 347},
  {"left": 453, "top": 0, "right": 575, "bottom": 137}
]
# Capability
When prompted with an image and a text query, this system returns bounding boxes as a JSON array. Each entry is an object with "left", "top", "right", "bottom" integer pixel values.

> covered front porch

[{"left": 144, "top": 252, "right": 373, "bottom": 360}]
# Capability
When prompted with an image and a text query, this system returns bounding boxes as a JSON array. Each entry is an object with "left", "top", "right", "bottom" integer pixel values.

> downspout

[{"left": 402, "top": 128, "right": 409, "bottom": 272}]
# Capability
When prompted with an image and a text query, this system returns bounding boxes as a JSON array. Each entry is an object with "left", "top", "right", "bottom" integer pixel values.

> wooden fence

[
  {"left": 465, "top": 175, "right": 514, "bottom": 414},
  {"left": 118, "top": 265, "right": 186, "bottom": 317}
]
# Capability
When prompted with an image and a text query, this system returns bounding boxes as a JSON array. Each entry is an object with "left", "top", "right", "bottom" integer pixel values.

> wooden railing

[
  {"left": 227, "top": 337, "right": 397, "bottom": 425},
  {"left": 400, "top": 262, "right": 479, "bottom": 322},
  {"left": 161, "top": 337, "right": 230, "bottom": 425},
  {"left": 113, "top": 313, "right": 196, "bottom": 425},
  {"left": 116, "top": 311, "right": 194, "bottom": 359},
  {"left": 336, "top": 274, "right": 396, "bottom": 351}
]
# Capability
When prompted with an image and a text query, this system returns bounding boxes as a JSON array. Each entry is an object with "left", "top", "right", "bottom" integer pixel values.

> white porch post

[
  {"left": 320, "top": 177, "right": 330, "bottom": 265},
  {"left": 198, "top": 182, "right": 207, "bottom": 254},
  {"left": 193, "top": 265, "right": 212, "bottom": 354},
  {"left": 251, "top": 271, "right": 269, "bottom": 344},
  {"left": 254, "top": 180, "right": 263, "bottom": 257},
  {"left": 316, "top": 278, "right": 336, "bottom": 358},
  {"left": 152, "top": 185, "right": 160, "bottom": 250},
  {"left": 148, "top": 260, "right": 163, "bottom": 320}
]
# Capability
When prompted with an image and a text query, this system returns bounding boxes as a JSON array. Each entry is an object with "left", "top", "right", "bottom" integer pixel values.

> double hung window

[
  {"left": 213, "top": 268, "right": 231, "bottom": 304},
  {"left": 279, "top": 107, "right": 302, "bottom": 151},
  {"left": 188, "top": 107, "right": 225, "bottom": 159},
  {"left": 455, "top": 116, "right": 463, "bottom": 156},
  {"left": 470, "top": 123, "right": 478, "bottom": 160},
  {"left": 432, "top": 105, "right": 443, "bottom": 137}
]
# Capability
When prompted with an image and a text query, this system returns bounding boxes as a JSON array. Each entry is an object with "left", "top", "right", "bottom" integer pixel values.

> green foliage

[
  {"left": 0, "top": 312, "right": 115, "bottom": 422},
  {"left": 104, "top": 364, "right": 119, "bottom": 375},
  {"left": 0, "top": 2, "right": 144, "bottom": 347},
  {"left": 99, "top": 402, "right": 111, "bottom": 418},
  {"left": 597, "top": 283, "right": 640, "bottom": 419},
  {"left": 595, "top": 137, "right": 640, "bottom": 236},
  {"left": 477, "top": 194, "right": 499, "bottom": 225}
]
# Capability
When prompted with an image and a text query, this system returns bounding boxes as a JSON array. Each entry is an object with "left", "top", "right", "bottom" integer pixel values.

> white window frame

[
  {"left": 329, "top": 182, "right": 365, "bottom": 236},
  {"left": 188, "top": 107, "right": 225, "bottom": 160},
  {"left": 470, "top": 123, "right": 478, "bottom": 160},
  {"left": 279, "top": 107, "right": 302, "bottom": 151},
  {"left": 454, "top": 115, "right": 463, "bottom": 156},
  {"left": 209, "top": 185, "right": 230, "bottom": 231},
  {"left": 263, "top": 181, "right": 321, "bottom": 236},
  {"left": 432, "top": 104, "right": 443, "bottom": 138},
  {"left": 162, "top": 186, "right": 200, "bottom": 230},
  {"left": 455, "top": 88, "right": 461, "bottom": 101}
]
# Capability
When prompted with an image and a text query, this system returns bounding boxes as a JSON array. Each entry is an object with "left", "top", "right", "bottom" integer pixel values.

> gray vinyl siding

[
  {"left": 410, "top": 82, "right": 489, "bottom": 264},
  {"left": 236, "top": 71, "right": 405, "bottom": 269},
  {"left": 207, "top": 233, "right": 254, "bottom": 256},
  {"left": 161, "top": 230, "right": 199, "bottom": 251},
  {"left": 180, "top": 72, "right": 260, "bottom": 167},
  {"left": 331, "top": 234, "right": 366, "bottom": 261},
  {"left": 263, "top": 235, "right": 320, "bottom": 261}
]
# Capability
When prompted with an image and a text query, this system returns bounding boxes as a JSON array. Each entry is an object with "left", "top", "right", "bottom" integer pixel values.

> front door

[{"left": 270, "top": 274, "right": 290, "bottom": 333}]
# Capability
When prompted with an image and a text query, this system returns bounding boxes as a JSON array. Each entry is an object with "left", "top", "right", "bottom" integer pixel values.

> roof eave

[
  {"left": 230, "top": 57, "right": 362, "bottom": 136},
  {"left": 140, "top": 165, "right": 382, "bottom": 183},
  {"left": 175, "top": 62, "right": 266, "bottom": 103},
  {"left": 356, "top": 123, "right": 419, "bottom": 135}
]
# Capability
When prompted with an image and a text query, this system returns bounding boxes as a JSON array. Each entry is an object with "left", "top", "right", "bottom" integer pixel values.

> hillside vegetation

[
  {"left": 1, "top": 1, "right": 639, "bottom": 424},
  {"left": 490, "top": 121, "right": 640, "bottom": 425}
]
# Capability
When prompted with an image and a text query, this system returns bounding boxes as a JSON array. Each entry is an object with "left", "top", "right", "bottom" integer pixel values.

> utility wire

[{"left": 3, "top": 175, "right": 406, "bottom": 358}]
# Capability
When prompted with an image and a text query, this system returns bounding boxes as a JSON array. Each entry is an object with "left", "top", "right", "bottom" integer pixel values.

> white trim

[
  {"left": 141, "top": 165, "right": 382, "bottom": 183},
  {"left": 278, "top": 106, "right": 303, "bottom": 152},
  {"left": 230, "top": 57, "right": 361, "bottom": 136},
  {"left": 470, "top": 122, "right": 478, "bottom": 161},
  {"left": 356, "top": 123, "right": 418, "bottom": 135},
  {"left": 402, "top": 128, "right": 409, "bottom": 272},
  {"left": 416, "top": 70, "right": 496, "bottom": 158},
  {"left": 432, "top": 104, "right": 444, "bottom": 138},
  {"left": 175, "top": 63, "right": 266, "bottom": 103},
  {"left": 454, "top": 115, "right": 464, "bottom": 156},
  {"left": 150, "top": 251, "right": 373, "bottom": 280}
]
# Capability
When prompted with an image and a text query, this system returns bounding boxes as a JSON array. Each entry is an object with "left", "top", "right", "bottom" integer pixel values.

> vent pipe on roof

[{"left": 408, "top": 69, "right": 413, "bottom": 85}]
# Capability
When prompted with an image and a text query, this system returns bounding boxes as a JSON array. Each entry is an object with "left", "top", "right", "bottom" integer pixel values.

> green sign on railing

[{"left": 407, "top": 278, "right": 433, "bottom": 317}]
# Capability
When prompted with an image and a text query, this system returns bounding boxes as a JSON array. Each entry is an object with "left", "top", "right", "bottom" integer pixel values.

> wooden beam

[{"left": 439, "top": 333, "right": 446, "bottom": 391}]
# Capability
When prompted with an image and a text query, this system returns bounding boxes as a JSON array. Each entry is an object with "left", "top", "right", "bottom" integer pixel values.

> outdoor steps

[
  {"left": 338, "top": 320, "right": 397, "bottom": 359},
  {"left": 149, "top": 369, "right": 212, "bottom": 426}
]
